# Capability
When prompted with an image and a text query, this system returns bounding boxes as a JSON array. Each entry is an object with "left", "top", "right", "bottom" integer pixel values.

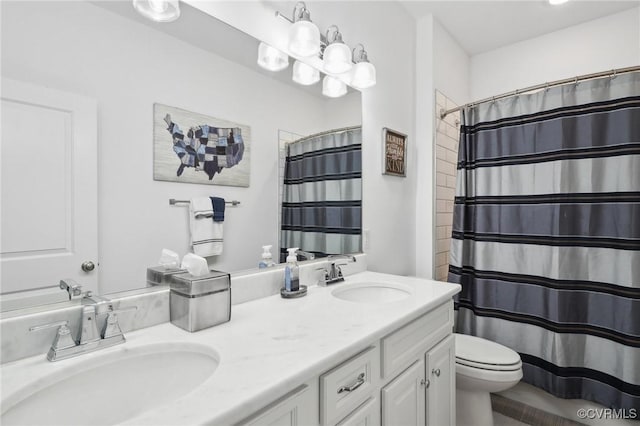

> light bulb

[
  {"left": 132, "top": 0, "right": 180, "bottom": 22},
  {"left": 548, "top": 0, "right": 569, "bottom": 4},
  {"left": 148, "top": 0, "right": 168, "bottom": 13},
  {"left": 323, "top": 42, "right": 352, "bottom": 74},
  {"left": 289, "top": 20, "right": 321, "bottom": 57},
  {"left": 292, "top": 61, "right": 320, "bottom": 85},
  {"left": 351, "top": 61, "right": 376, "bottom": 89},
  {"left": 257, "top": 42, "right": 289, "bottom": 72},
  {"left": 322, "top": 76, "right": 347, "bottom": 98}
]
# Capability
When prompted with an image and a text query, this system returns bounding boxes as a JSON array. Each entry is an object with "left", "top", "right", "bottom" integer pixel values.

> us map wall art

[{"left": 153, "top": 103, "right": 250, "bottom": 187}]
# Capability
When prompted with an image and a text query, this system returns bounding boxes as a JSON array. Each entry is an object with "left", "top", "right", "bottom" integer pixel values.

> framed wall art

[
  {"left": 153, "top": 103, "right": 251, "bottom": 187},
  {"left": 382, "top": 127, "right": 407, "bottom": 177}
]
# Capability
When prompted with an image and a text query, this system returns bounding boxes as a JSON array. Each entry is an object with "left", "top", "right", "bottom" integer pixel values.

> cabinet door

[
  {"left": 381, "top": 360, "right": 425, "bottom": 426},
  {"left": 426, "top": 335, "right": 455, "bottom": 426}
]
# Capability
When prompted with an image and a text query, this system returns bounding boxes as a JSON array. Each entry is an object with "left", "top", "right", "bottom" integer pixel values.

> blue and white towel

[{"left": 189, "top": 197, "right": 223, "bottom": 256}]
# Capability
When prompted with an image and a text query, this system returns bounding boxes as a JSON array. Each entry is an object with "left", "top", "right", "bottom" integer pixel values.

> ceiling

[{"left": 399, "top": 1, "right": 639, "bottom": 55}]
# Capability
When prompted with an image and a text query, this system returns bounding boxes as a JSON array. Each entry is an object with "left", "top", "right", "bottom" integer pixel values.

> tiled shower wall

[{"left": 434, "top": 91, "right": 461, "bottom": 281}]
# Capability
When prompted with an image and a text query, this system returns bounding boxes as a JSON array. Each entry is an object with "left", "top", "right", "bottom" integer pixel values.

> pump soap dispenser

[
  {"left": 280, "top": 247, "right": 308, "bottom": 298},
  {"left": 259, "top": 245, "right": 276, "bottom": 268}
]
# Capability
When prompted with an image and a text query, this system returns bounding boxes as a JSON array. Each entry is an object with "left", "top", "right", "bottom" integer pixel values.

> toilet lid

[{"left": 455, "top": 334, "right": 521, "bottom": 371}]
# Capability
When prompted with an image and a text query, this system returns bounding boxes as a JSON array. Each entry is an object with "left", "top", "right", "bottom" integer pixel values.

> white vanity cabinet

[
  {"left": 381, "top": 360, "right": 425, "bottom": 425},
  {"left": 425, "top": 335, "right": 455, "bottom": 426},
  {"left": 239, "top": 299, "right": 456, "bottom": 426}
]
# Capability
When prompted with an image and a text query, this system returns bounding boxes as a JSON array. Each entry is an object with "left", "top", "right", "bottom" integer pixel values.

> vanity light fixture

[
  {"left": 322, "top": 75, "right": 347, "bottom": 98},
  {"left": 350, "top": 44, "right": 376, "bottom": 89},
  {"left": 323, "top": 26, "right": 353, "bottom": 74},
  {"left": 548, "top": 0, "right": 569, "bottom": 4},
  {"left": 293, "top": 60, "right": 320, "bottom": 85},
  {"left": 288, "top": 2, "right": 321, "bottom": 57},
  {"left": 132, "top": 0, "right": 180, "bottom": 22},
  {"left": 257, "top": 42, "right": 289, "bottom": 72}
]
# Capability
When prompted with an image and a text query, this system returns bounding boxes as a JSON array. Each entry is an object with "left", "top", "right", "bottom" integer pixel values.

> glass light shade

[
  {"left": 322, "top": 76, "right": 347, "bottom": 98},
  {"left": 351, "top": 61, "right": 376, "bottom": 89},
  {"left": 289, "top": 20, "right": 321, "bottom": 57},
  {"left": 132, "top": 0, "right": 180, "bottom": 22},
  {"left": 292, "top": 61, "right": 320, "bottom": 85},
  {"left": 257, "top": 42, "right": 289, "bottom": 72},
  {"left": 323, "top": 42, "right": 353, "bottom": 74}
]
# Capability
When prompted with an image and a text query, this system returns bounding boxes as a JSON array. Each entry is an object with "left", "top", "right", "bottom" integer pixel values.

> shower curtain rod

[
  {"left": 289, "top": 125, "right": 361, "bottom": 145},
  {"left": 439, "top": 65, "right": 640, "bottom": 119}
]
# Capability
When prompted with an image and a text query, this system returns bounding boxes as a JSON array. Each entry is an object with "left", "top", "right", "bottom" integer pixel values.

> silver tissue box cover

[
  {"left": 169, "top": 270, "right": 231, "bottom": 332},
  {"left": 146, "top": 266, "right": 187, "bottom": 287}
]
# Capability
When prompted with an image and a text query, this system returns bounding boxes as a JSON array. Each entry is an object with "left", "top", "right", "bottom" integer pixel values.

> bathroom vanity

[{"left": 0, "top": 271, "right": 460, "bottom": 425}]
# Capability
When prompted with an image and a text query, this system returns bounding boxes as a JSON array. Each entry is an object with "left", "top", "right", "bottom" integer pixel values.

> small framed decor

[
  {"left": 382, "top": 127, "right": 407, "bottom": 177},
  {"left": 153, "top": 103, "right": 250, "bottom": 187}
]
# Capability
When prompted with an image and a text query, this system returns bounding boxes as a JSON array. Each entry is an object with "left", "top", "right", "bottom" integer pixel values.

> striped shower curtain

[
  {"left": 280, "top": 127, "right": 362, "bottom": 261},
  {"left": 450, "top": 71, "right": 640, "bottom": 410}
]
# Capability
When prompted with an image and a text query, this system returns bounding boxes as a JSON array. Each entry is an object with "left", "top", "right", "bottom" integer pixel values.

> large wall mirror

[{"left": 0, "top": 0, "right": 362, "bottom": 312}]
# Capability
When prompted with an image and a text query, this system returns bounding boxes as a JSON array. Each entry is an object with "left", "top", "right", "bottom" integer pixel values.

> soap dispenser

[
  {"left": 258, "top": 245, "right": 276, "bottom": 269},
  {"left": 281, "top": 247, "right": 307, "bottom": 298}
]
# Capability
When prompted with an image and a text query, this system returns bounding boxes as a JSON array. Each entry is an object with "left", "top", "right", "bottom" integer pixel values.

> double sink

[{"left": 1, "top": 278, "right": 413, "bottom": 425}]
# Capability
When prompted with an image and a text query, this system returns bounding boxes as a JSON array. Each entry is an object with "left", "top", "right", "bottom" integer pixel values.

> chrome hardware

[
  {"left": 59, "top": 279, "right": 85, "bottom": 300},
  {"left": 317, "top": 255, "right": 357, "bottom": 286},
  {"left": 432, "top": 368, "right": 441, "bottom": 377},
  {"left": 296, "top": 249, "right": 315, "bottom": 260},
  {"left": 337, "top": 373, "right": 365, "bottom": 394},
  {"left": 421, "top": 379, "right": 430, "bottom": 388},
  {"left": 81, "top": 261, "right": 96, "bottom": 272},
  {"left": 30, "top": 320, "right": 77, "bottom": 361},
  {"left": 30, "top": 295, "right": 137, "bottom": 362}
]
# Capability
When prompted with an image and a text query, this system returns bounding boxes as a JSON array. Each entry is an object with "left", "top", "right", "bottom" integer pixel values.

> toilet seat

[{"left": 454, "top": 333, "right": 522, "bottom": 372}]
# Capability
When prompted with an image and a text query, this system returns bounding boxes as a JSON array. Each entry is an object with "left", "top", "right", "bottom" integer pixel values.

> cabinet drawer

[
  {"left": 321, "top": 346, "right": 379, "bottom": 426},
  {"left": 381, "top": 301, "right": 453, "bottom": 379}
]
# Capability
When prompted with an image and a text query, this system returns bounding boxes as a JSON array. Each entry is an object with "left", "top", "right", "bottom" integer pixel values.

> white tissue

[
  {"left": 158, "top": 249, "right": 180, "bottom": 269},
  {"left": 181, "top": 253, "right": 209, "bottom": 276}
]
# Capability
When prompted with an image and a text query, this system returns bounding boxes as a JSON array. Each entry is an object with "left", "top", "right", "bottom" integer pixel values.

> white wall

[
  {"left": 1, "top": 1, "right": 355, "bottom": 293},
  {"left": 471, "top": 8, "right": 640, "bottom": 100},
  {"left": 433, "top": 19, "right": 471, "bottom": 107},
  {"left": 414, "top": 15, "right": 470, "bottom": 279},
  {"left": 193, "top": 1, "right": 418, "bottom": 276}
]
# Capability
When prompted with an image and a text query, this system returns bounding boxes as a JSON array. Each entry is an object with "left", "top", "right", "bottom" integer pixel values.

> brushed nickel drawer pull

[{"left": 337, "top": 373, "right": 365, "bottom": 394}]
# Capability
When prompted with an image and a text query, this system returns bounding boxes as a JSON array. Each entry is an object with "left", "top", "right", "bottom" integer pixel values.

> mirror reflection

[{"left": 0, "top": 0, "right": 362, "bottom": 311}]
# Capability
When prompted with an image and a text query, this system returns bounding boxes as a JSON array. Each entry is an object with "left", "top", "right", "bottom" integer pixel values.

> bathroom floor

[{"left": 492, "top": 395, "right": 586, "bottom": 426}]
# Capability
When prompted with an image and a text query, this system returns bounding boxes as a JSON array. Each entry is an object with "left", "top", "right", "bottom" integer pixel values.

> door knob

[
  {"left": 432, "top": 368, "right": 441, "bottom": 377},
  {"left": 420, "top": 379, "right": 430, "bottom": 388},
  {"left": 81, "top": 261, "right": 96, "bottom": 272}
]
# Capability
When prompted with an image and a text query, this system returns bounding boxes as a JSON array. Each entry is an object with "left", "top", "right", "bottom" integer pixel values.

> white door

[
  {"left": 1, "top": 79, "right": 98, "bottom": 298},
  {"left": 381, "top": 360, "right": 425, "bottom": 426},
  {"left": 426, "top": 335, "right": 456, "bottom": 426}
]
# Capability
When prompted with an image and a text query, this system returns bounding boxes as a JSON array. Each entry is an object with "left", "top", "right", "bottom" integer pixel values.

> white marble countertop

[{"left": 1, "top": 271, "right": 460, "bottom": 425}]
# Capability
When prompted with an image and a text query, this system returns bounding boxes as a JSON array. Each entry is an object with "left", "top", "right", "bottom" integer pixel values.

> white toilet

[{"left": 455, "top": 333, "right": 523, "bottom": 426}]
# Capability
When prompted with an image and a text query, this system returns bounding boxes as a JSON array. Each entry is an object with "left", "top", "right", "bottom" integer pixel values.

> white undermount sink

[
  {"left": 1, "top": 342, "right": 219, "bottom": 426},
  {"left": 332, "top": 282, "right": 412, "bottom": 304}
]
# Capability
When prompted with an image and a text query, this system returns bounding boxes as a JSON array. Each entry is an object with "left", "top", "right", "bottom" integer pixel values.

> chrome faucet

[
  {"left": 30, "top": 293, "right": 137, "bottom": 361},
  {"left": 317, "top": 255, "right": 357, "bottom": 286},
  {"left": 296, "top": 249, "right": 315, "bottom": 260}
]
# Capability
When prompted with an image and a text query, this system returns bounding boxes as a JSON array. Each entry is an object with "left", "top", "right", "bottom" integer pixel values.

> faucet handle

[
  {"left": 102, "top": 312, "right": 124, "bottom": 339},
  {"left": 29, "top": 320, "right": 69, "bottom": 332},
  {"left": 101, "top": 305, "right": 137, "bottom": 339},
  {"left": 30, "top": 320, "right": 76, "bottom": 351}
]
